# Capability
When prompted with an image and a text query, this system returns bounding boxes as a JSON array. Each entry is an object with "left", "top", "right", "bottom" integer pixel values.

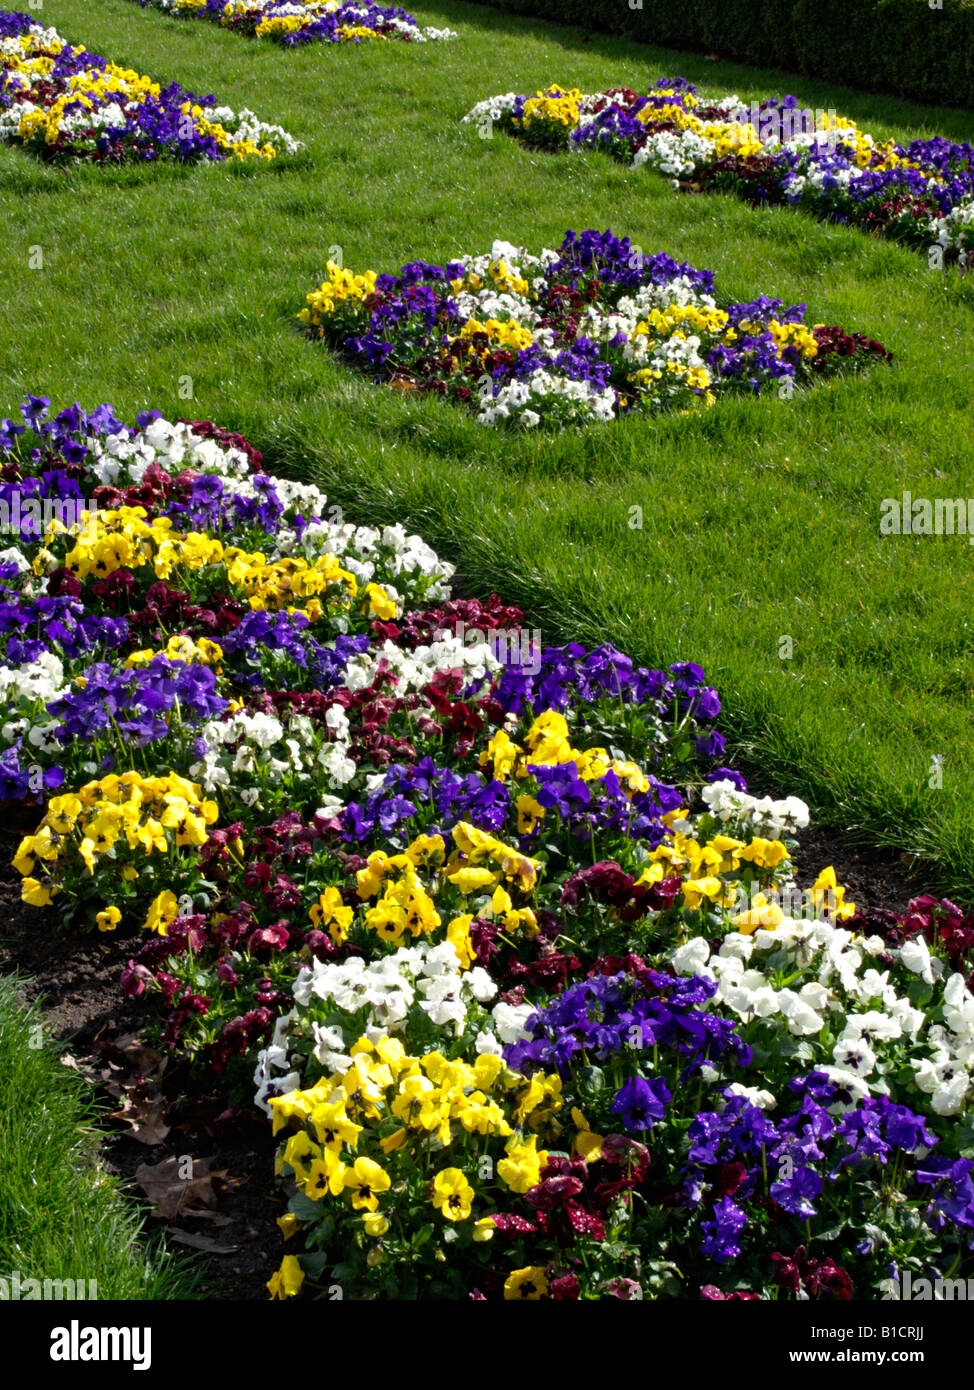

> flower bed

[
  {"left": 133, "top": 0, "right": 456, "bottom": 46},
  {"left": 463, "top": 84, "right": 974, "bottom": 264},
  {"left": 0, "top": 11, "right": 301, "bottom": 163},
  {"left": 3, "top": 396, "right": 972, "bottom": 1302},
  {"left": 299, "top": 229, "right": 890, "bottom": 428}
]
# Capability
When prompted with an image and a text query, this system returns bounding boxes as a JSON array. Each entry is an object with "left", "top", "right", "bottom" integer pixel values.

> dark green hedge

[{"left": 483, "top": 0, "right": 974, "bottom": 110}]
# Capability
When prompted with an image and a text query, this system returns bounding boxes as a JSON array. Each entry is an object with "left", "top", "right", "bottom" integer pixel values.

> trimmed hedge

[{"left": 484, "top": 0, "right": 974, "bottom": 111}]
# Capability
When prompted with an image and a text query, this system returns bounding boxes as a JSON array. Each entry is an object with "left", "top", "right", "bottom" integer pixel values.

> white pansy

[
  {"left": 899, "top": 937, "right": 935, "bottom": 984},
  {"left": 724, "top": 1082, "right": 777, "bottom": 1110},
  {"left": 671, "top": 937, "right": 711, "bottom": 976}
]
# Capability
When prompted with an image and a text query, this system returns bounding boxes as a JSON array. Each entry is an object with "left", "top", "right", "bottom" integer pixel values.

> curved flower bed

[
  {"left": 4, "top": 396, "right": 973, "bottom": 1302},
  {"left": 463, "top": 84, "right": 974, "bottom": 263},
  {"left": 133, "top": 0, "right": 456, "bottom": 46},
  {"left": 0, "top": 11, "right": 301, "bottom": 163},
  {"left": 300, "top": 229, "right": 890, "bottom": 427}
]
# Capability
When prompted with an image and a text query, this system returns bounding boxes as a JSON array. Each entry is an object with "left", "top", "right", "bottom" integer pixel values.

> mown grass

[
  {"left": 2, "top": 0, "right": 973, "bottom": 891},
  {"left": 0, "top": 974, "right": 192, "bottom": 1298}
]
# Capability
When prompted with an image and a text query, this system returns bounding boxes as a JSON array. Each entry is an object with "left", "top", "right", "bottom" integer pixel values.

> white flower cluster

[
  {"left": 700, "top": 778, "right": 810, "bottom": 840},
  {"left": 0, "top": 546, "right": 31, "bottom": 575},
  {"left": 188, "top": 705, "right": 354, "bottom": 800},
  {"left": 671, "top": 915, "right": 974, "bottom": 1117},
  {"left": 342, "top": 631, "right": 501, "bottom": 694},
  {"left": 478, "top": 373, "right": 616, "bottom": 428},
  {"left": 0, "top": 649, "right": 66, "bottom": 710},
  {"left": 781, "top": 164, "right": 854, "bottom": 199},
  {"left": 631, "top": 127, "right": 717, "bottom": 178},
  {"left": 254, "top": 940, "right": 533, "bottom": 1111},
  {"left": 914, "top": 971, "right": 974, "bottom": 1116},
  {"left": 206, "top": 105, "right": 303, "bottom": 157},
  {"left": 461, "top": 94, "right": 520, "bottom": 126},
  {"left": 929, "top": 196, "right": 974, "bottom": 256},
  {"left": 88, "top": 418, "right": 252, "bottom": 486}
]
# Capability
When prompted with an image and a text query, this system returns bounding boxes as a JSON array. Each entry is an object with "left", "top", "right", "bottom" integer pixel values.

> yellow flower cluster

[
  {"left": 255, "top": 14, "right": 306, "bottom": 35},
  {"left": 42, "top": 506, "right": 359, "bottom": 622},
  {"left": 732, "top": 317, "right": 819, "bottom": 360},
  {"left": 345, "top": 824, "right": 541, "bottom": 951},
  {"left": 223, "top": 547, "right": 359, "bottom": 617},
  {"left": 635, "top": 821, "right": 855, "bottom": 923},
  {"left": 644, "top": 823, "right": 791, "bottom": 910},
  {"left": 486, "top": 257, "right": 532, "bottom": 296},
  {"left": 635, "top": 303, "right": 729, "bottom": 341},
  {"left": 337, "top": 24, "right": 385, "bottom": 40},
  {"left": 448, "top": 259, "right": 532, "bottom": 300},
  {"left": 13, "top": 772, "right": 219, "bottom": 909},
  {"left": 634, "top": 102, "right": 765, "bottom": 159},
  {"left": 443, "top": 821, "right": 541, "bottom": 896},
  {"left": 51, "top": 506, "right": 220, "bottom": 583},
  {"left": 267, "top": 1037, "right": 560, "bottom": 1297},
  {"left": 517, "top": 87, "right": 584, "bottom": 130},
  {"left": 729, "top": 866, "right": 857, "bottom": 935},
  {"left": 456, "top": 317, "right": 534, "bottom": 351},
  {"left": 271, "top": 1036, "right": 560, "bottom": 1197},
  {"left": 299, "top": 262, "right": 379, "bottom": 335},
  {"left": 124, "top": 636, "right": 224, "bottom": 671}
]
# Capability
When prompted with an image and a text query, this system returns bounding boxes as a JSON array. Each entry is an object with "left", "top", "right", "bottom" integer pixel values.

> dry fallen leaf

[
  {"left": 60, "top": 1053, "right": 107, "bottom": 1087},
  {"left": 111, "top": 1032, "right": 167, "bottom": 1079},
  {"left": 134, "top": 1155, "right": 228, "bottom": 1220},
  {"left": 110, "top": 1091, "right": 171, "bottom": 1146}
]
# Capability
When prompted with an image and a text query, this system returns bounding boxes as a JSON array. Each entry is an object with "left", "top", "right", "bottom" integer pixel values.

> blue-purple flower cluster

[{"left": 504, "top": 969, "right": 752, "bottom": 1078}]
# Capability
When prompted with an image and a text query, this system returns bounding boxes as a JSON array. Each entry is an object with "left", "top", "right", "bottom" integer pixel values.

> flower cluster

[
  {"left": 0, "top": 11, "right": 301, "bottom": 163},
  {"left": 300, "top": 230, "right": 890, "bottom": 427},
  {"left": 7, "top": 397, "right": 974, "bottom": 1302},
  {"left": 464, "top": 83, "right": 974, "bottom": 262},
  {"left": 133, "top": 0, "right": 456, "bottom": 46}
]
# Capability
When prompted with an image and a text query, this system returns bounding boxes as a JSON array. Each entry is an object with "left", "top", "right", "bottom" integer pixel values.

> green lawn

[
  {"left": 0, "top": 975, "right": 190, "bottom": 1298},
  {"left": 3, "top": 0, "right": 974, "bottom": 891}
]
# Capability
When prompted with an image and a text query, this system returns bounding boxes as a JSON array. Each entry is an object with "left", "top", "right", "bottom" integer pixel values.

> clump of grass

[{"left": 0, "top": 974, "right": 193, "bottom": 1299}]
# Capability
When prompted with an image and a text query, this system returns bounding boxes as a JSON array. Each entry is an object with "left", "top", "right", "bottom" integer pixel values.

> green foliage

[{"left": 482, "top": 0, "right": 974, "bottom": 110}]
